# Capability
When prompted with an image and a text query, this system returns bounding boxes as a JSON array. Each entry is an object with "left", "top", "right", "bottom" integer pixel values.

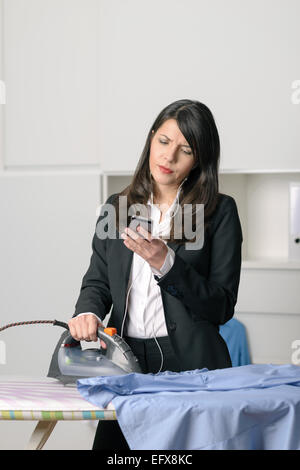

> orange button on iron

[{"left": 104, "top": 327, "right": 117, "bottom": 336}]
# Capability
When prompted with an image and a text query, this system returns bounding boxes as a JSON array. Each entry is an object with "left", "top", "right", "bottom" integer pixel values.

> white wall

[{"left": 0, "top": 0, "right": 4, "bottom": 168}]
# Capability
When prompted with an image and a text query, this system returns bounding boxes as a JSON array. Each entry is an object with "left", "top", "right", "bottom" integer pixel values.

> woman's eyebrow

[{"left": 159, "top": 133, "right": 191, "bottom": 148}]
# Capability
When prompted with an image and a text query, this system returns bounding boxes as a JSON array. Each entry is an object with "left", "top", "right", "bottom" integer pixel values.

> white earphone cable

[
  {"left": 151, "top": 283, "right": 164, "bottom": 373},
  {"left": 120, "top": 259, "right": 147, "bottom": 339}
]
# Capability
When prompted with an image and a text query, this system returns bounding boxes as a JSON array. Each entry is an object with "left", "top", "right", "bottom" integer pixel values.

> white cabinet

[
  {"left": 97, "top": 0, "right": 300, "bottom": 173},
  {"left": 3, "top": 0, "right": 100, "bottom": 167}
]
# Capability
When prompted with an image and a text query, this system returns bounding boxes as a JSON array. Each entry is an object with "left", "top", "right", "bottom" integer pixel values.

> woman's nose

[{"left": 164, "top": 145, "right": 177, "bottom": 161}]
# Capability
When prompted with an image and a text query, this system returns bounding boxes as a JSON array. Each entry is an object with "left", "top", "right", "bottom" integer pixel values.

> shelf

[
  {"left": 219, "top": 169, "right": 300, "bottom": 174},
  {"left": 242, "top": 259, "right": 300, "bottom": 270},
  {"left": 0, "top": 166, "right": 102, "bottom": 177},
  {"left": 101, "top": 171, "right": 300, "bottom": 268}
]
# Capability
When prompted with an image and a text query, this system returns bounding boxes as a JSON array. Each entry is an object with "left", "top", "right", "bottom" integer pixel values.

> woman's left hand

[{"left": 121, "top": 225, "right": 168, "bottom": 271}]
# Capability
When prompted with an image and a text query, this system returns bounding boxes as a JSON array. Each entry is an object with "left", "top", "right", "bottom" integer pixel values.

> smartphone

[{"left": 128, "top": 204, "right": 152, "bottom": 238}]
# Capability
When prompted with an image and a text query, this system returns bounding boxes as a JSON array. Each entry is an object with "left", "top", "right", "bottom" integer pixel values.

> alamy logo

[
  {"left": 291, "top": 339, "right": 300, "bottom": 365},
  {"left": 0, "top": 80, "right": 5, "bottom": 105},
  {"left": 291, "top": 80, "right": 300, "bottom": 104},
  {"left": 0, "top": 340, "right": 6, "bottom": 365},
  {"left": 95, "top": 197, "right": 205, "bottom": 250}
]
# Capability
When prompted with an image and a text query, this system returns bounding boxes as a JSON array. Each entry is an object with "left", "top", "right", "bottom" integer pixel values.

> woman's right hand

[{"left": 68, "top": 314, "right": 107, "bottom": 349}]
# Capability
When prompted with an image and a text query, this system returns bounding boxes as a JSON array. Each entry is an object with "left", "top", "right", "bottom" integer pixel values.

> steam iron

[
  {"left": 47, "top": 324, "right": 142, "bottom": 384},
  {"left": 0, "top": 319, "right": 142, "bottom": 385}
]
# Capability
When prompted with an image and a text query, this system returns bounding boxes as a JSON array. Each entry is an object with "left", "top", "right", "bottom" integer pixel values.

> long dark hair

[{"left": 113, "top": 99, "right": 221, "bottom": 245}]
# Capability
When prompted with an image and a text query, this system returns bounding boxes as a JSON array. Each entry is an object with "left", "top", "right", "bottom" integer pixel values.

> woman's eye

[{"left": 159, "top": 139, "right": 192, "bottom": 155}]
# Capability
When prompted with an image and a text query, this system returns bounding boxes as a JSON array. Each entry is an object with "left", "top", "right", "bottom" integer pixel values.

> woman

[{"left": 68, "top": 99, "right": 243, "bottom": 450}]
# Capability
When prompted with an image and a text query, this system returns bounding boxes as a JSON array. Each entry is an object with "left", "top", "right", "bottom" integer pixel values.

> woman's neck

[{"left": 152, "top": 185, "right": 178, "bottom": 206}]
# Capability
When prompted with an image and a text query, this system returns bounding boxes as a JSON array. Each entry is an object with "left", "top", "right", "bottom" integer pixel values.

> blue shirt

[
  {"left": 77, "top": 364, "right": 300, "bottom": 450},
  {"left": 219, "top": 318, "right": 251, "bottom": 367}
]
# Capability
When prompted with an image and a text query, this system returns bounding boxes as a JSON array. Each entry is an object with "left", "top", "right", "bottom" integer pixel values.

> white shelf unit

[{"left": 102, "top": 169, "right": 300, "bottom": 269}]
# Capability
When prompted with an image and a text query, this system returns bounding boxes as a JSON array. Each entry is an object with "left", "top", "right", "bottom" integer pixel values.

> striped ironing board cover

[{"left": 0, "top": 376, "right": 116, "bottom": 421}]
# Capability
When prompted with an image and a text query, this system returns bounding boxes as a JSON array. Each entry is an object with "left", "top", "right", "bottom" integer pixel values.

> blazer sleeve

[
  {"left": 72, "top": 194, "right": 116, "bottom": 321},
  {"left": 156, "top": 196, "right": 243, "bottom": 326}
]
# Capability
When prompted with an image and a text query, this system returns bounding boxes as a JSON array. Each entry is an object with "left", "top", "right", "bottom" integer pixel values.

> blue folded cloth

[
  {"left": 219, "top": 318, "right": 251, "bottom": 366},
  {"left": 77, "top": 364, "right": 300, "bottom": 450}
]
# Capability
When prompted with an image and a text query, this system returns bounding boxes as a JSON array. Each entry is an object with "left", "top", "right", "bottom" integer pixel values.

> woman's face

[{"left": 149, "top": 119, "right": 196, "bottom": 191}]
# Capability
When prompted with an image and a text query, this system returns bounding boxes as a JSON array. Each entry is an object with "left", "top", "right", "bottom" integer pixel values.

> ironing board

[{"left": 0, "top": 376, "right": 116, "bottom": 450}]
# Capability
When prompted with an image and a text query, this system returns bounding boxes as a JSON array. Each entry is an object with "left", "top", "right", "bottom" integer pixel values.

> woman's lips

[{"left": 159, "top": 165, "right": 173, "bottom": 174}]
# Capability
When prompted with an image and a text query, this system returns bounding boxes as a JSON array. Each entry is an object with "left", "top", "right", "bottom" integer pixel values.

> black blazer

[{"left": 73, "top": 192, "right": 243, "bottom": 371}]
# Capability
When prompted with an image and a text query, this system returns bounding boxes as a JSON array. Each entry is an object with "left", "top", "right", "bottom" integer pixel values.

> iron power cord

[{"left": 0, "top": 319, "right": 69, "bottom": 332}]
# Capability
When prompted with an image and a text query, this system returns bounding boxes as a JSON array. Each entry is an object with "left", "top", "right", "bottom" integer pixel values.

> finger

[
  {"left": 68, "top": 320, "right": 79, "bottom": 341},
  {"left": 122, "top": 235, "right": 145, "bottom": 257},
  {"left": 100, "top": 339, "right": 107, "bottom": 349},
  {"left": 72, "top": 322, "right": 83, "bottom": 341},
  {"left": 136, "top": 225, "right": 152, "bottom": 241},
  {"left": 122, "top": 233, "right": 137, "bottom": 250},
  {"left": 87, "top": 321, "right": 98, "bottom": 342},
  {"left": 121, "top": 231, "right": 135, "bottom": 248},
  {"left": 80, "top": 320, "right": 90, "bottom": 341},
  {"left": 125, "top": 227, "right": 140, "bottom": 241}
]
